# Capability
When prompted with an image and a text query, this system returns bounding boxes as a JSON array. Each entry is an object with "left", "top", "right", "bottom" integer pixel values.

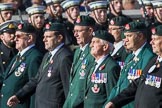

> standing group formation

[{"left": 0, "top": 0, "right": 161, "bottom": 108}]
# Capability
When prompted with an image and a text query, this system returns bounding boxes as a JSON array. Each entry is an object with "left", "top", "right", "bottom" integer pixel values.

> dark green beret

[
  {"left": 0, "top": 20, "right": 17, "bottom": 34},
  {"left": 151, "top": 25, "right": 162, "bottom": 36},
  {"left": 75, "top": 15, "right": 95, "bottom": 26},
  {"left": 17, "top": 22, "right": 36, "bottom": 33},
  {"left": 93, "top": 30, "right": 115, "bottom": 43},
  {"left": 124, "top": 21, "right": 147, "bottom": 32},
  {"left": 44, "top": 22, "right": 64, "bottom": 31},
  {"left": 109, "top": 16, "right": 132, "bottom": 26}
]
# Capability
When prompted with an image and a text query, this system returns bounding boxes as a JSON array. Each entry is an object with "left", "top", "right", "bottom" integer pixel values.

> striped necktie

[{"left": 43, "top": 53, "right": 52, "bottom": 69}]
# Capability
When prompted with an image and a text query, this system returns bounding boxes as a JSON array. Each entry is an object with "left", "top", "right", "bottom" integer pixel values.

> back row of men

[{"left": 0, "top": 0, "right": 162, "bottom": 108}]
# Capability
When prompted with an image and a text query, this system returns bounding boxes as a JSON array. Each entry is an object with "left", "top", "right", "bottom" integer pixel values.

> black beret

[
  {"left": 93, "top": 30, "right": 115, "bottom": 43},
  {"left": 44, "top": 22, "right": 64, "bottom": 31},
  {"left": 75, "top": 15, "right": 95, "bottom": 26},
  {"left": 151, "top": 25, "right": 162, "bottom": 36},
  {"left": 17, "top": 22, "right": 36, "bottom": 33}
]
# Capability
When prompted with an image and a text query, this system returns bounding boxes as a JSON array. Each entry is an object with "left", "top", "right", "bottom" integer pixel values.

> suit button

[
  {"left": 1, "top": 94, "right": 3, "bottom": 98},
  {"left": 70, "top": 83, "right": 73, "bottom": 86},
  {"left": 2, "top": 84, "right": 5, "bottom": 86},
  {"left": 85, "top": 96, "right": 87, "bottom": 99},
  {"left": 2, "top": 62, "right": 5, "bottom": 64}
]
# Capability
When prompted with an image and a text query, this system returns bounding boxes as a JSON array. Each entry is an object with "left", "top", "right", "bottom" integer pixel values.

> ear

[
  {"left": 27, "top": 34, "right": 33, "bottom": 43},
  {"left": 103, "top": 44, "right": 109, "bottom": 51},
  {"left": 28, "top": 17, "right": 31, "bottom": 23},
  {"left": 57, "top": 34, "right": 63, "bottom": 43}
]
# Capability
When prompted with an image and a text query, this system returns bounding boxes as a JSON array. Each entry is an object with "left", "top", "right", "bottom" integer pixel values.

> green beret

[
  {"left": 0, "top": 3, "right": 13, "bottom": 11},
  {"left": 0, "top": 20, "right": 17, "bottom": 34},
  {"left": 26, "top": 5, "right": 46, "bottom": 15},
  {"left": 17, "top": 22, "right": 36, "bottom": 33},
  {"left": 151, "top": 25, "right": 162, "bottom": 36},
  {"left": 75, "top": 15, "right": 95, "bottom": 26},
  {"left": 93, "top": 30, "right": 115, "bottom": 43},
  {"left": 61, "top": 0, "right": 81, "bottom": 10},
  {"left": 124, "top": 21, "right": 147, "bottom": 32},
  {"left": 88, "top": 1, "right": 108, "bottom": 11},
  {"left": 109, "top": 16, "right": 132, "bottom": 26},
  {"left": 44, "top": 22, "right": 64, "bottom": 31}
]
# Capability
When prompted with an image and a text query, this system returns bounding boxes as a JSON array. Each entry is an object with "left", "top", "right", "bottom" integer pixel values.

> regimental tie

[
  {"left": 43, "top": 53, "right": 52, "bottom": 69},
  {"left": 77, "top": 49, "right": 83, "bottom": 60},
  {"left": 87, "top": 62, "right": 97, "bottom": 86},
  {"left": 8, "top": 53, "right": 21, "bottom": 74}
]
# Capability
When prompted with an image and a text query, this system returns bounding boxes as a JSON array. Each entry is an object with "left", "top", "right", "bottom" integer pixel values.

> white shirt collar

[
  {"left": 94, "top": 54, "right": 109, "bottom": 72},
  {"left": 133, "top": 42, "right": 146, "bottom": 57},
  {"left": 50, "top": 43, "right": 64, "bottom": 60},
  {"left": 157, "top": 56, "right": 162, "bottom": 62},
  {"left": 111, "top": 41, "right": 123, "bottom": 56},
  {"left": 80, "top": 44, "right": 88, "bottom": 51},
  {"left": 19, "top": 44, "right": 35, "bottom": 56}
]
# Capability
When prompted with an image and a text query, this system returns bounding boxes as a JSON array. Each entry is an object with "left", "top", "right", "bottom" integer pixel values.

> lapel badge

[
  {"left": 79, "top": 70, "right": 85, "bottom": 79},
  {"left": 91, "top": 84, "right": 100, "bottom": 93},
  {"left": 47, "top": 67, "right": 52, "bottom": 77},
  {"left": 133, "top": 56, "right": 139, "bottom": 62},
  {"left": 99, "top": 64, "right": 105, "bottom": 71}
]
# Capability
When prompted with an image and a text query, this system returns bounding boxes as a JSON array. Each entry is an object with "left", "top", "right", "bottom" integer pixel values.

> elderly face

[
  {"left": 90, "top": 37, "right": 106, "bottom": 59},
  {"left": 14, "top": 31, "right": 30, "bottom": 51},
  {"left": 66, "top": 6, "right": 80, "bottom": 20},
  {"left": 0, "top": 10, "right": 13, "bottom": 22},
  {"left": 123, "top": 32, "right": 139, "bottom": 51},
  {"left": 93, "top": 8, "right": 107, "bottom": 23},
  {"left": 111, "top": 0, "right": 122, "bottom": 13},
  {"left": 109, "top": 25, "right": 122, "bottom": 42},
  {"left": 1, "top": 32, "right": 15, "bottom": 48},
  {"left": 150, "top": 35, "right": 162, "bottom": 55},
  {"left": 30, "top": 14, "right": 45, "bottom": 29},
  {"left": 73, "top": 25, "right": 92, "bottom": 47},
  {"left": 43, "top": 31, "right": 62, "bottom": 51}
]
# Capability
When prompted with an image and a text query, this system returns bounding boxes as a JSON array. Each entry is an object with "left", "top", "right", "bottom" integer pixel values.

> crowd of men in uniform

[{"left": 0, "top": 0, "right": 162, "bottom": 108}]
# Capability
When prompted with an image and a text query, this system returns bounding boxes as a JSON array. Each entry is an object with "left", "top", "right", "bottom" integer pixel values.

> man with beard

[
  {"left": 0, "top": 20, "right": 18, "bottom": 88},
  {"left": 26, "top": 5, "right": 47, "bottom": 55},
  {"left": 0, "top": 3, "right": 14, "bottom": 24},
  {"left": 88, "top": 0, "right": 109, "bottom": 30}
]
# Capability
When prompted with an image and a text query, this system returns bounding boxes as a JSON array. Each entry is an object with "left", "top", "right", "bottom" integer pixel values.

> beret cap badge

[
  {"left": 76, "top": 16, "right": 81, "bottom": 23},
  {"left": 125, "top": 24, "right": 130, "bottom": 30},
  {"left": 110, "top": 20, "right": 115, "bottom": 25},
  {"left": 45, "top": 24, "right": 51, "bottom": 29},
  {"left": 151, "top": 28, "right": 156, "bottom": 34},
  {"left": 18, "top": 24, "right": 23, "bottom": 29}
]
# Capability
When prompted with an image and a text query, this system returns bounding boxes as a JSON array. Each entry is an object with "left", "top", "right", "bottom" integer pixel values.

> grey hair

[{"left": 100, "top": 39, "right": 114, "bottom": 52}]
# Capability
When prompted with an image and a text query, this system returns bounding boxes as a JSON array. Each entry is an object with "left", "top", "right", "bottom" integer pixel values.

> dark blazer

[
  {"left": 0, "top": 42, "right": 17, "bottom": 88},
  {"left": 110, "top": 56, "right": 162, "bottom": 108},
  {"left": 84, "top": 55, "right": 120, "bottom": 108},
  {"left": 1, "top": 46, "right": 42, "bottom": 108},
  {"left": 16, "top": 45, "right": 73, "bottom": 108}
]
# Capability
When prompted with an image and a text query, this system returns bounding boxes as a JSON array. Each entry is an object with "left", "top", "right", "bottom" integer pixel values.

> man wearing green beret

[
  {"left": 88, "top": 1, "right": 108, "bottom": 30},
  {"left": 105, "top": 20, "right": 155, "bottom": 108},
  {"left": 83, "top": 30, "right": 120, "bottom": 108},
  {"left": 63, "top": 15, "right": 95, "bottom": 108},
  {"left": 109, "top": 16, "right": 131, "bottom": 63},
  {"left": 0, "top": 3, "right": 14, "bottom": 24},
  {"left": 105, "top": 25, "right": 162, "bottom": 108},
  {"left": 0, "top": 22, "right": 43, "bottom": 108},
  {"left": 7, "top": 22, "right": 73, "bottom": 108},
  {"left": 26, "top": 5, "right": 47, "bottom": 55}
]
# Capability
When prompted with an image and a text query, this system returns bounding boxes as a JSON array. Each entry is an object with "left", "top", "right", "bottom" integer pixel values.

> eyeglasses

[{"left": 15, "top": 33, "right": 29, "bottom": 39}]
